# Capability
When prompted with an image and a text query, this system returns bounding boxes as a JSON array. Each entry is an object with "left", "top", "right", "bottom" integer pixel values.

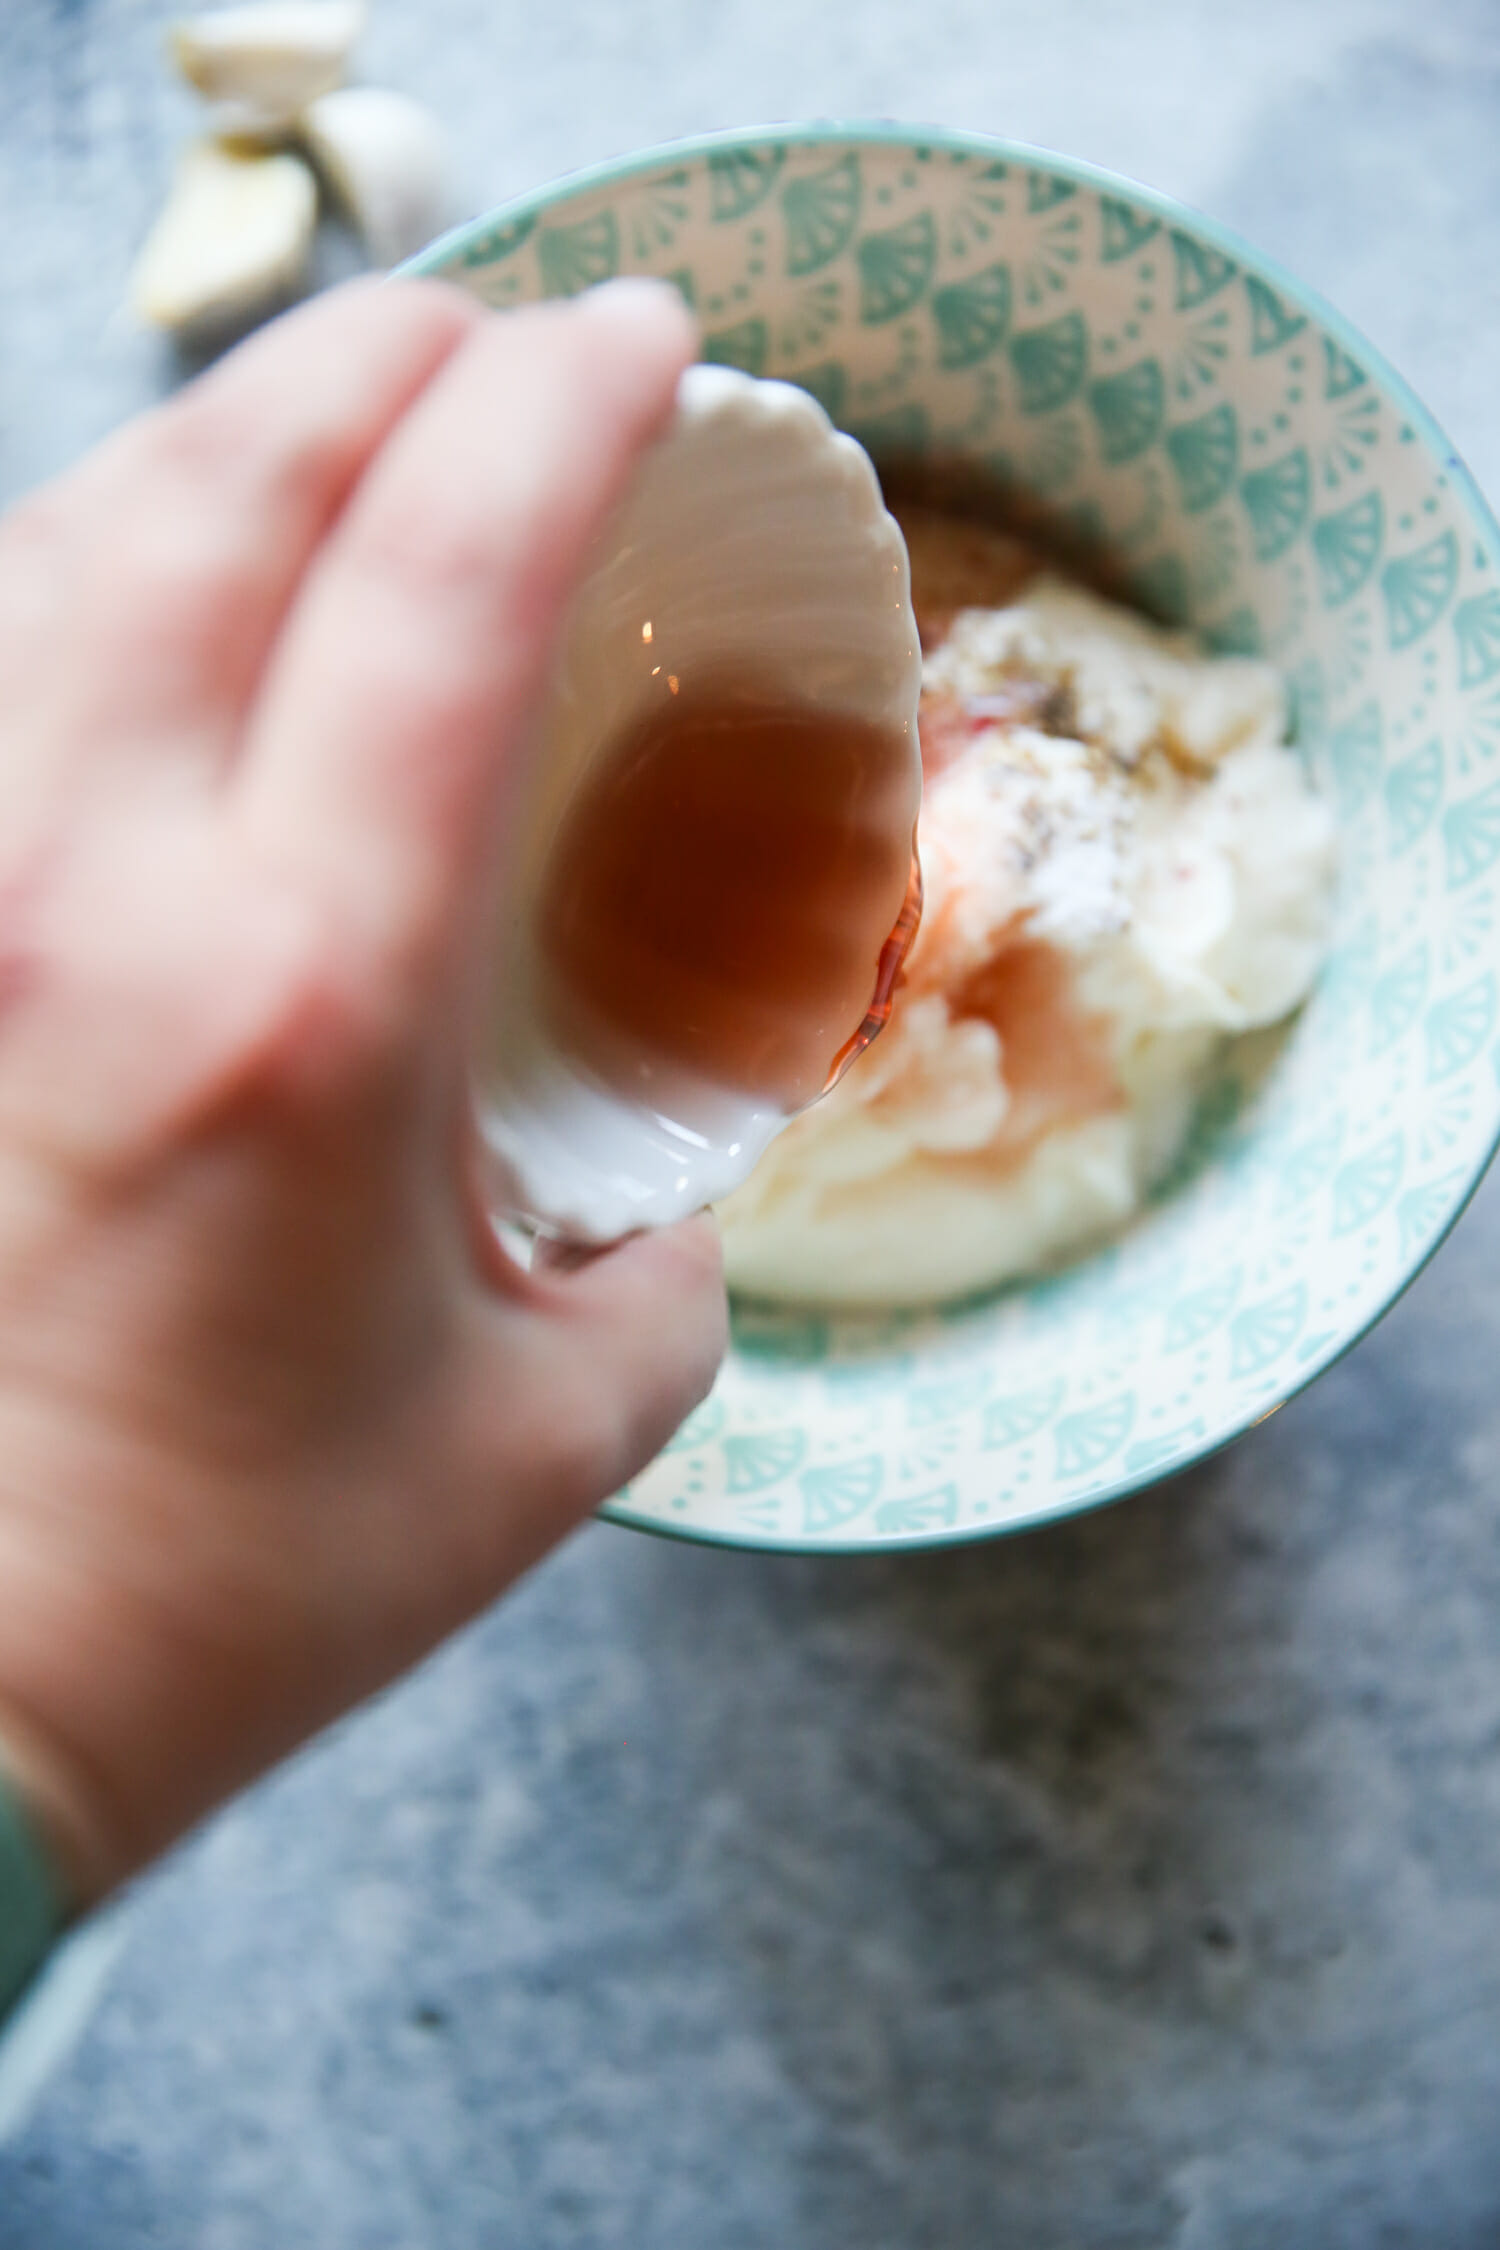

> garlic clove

[
  {"left": 129, "top": 139, "right": 317, "bottom": 336},
  {"left": 299, "top": 87, "right": 448, "bottom": 267},
  {"left": 194, "top": 101, "right": 301, "bottom": 147},
  {"left": 169, "top": 2, "right": 365, "bottom": 119}
]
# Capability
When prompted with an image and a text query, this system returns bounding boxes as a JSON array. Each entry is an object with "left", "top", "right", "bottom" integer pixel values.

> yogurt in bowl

[
  {"left": 409, "top": 125, "right": 1500, "bottom": 1551},
  {"left": 718, "top": 500, "right": 1337, "bottom": 1306}
]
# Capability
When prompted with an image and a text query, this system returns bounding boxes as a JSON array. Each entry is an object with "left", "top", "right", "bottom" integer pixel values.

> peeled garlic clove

[
  {"left": 129, "top": 140, "right": 317, "bottom": 336},
  {"left": 194, "top": 101, "right": 300, "bottom": 147},
  {"left": 169, "top": 2, "right": 365, "bottom": 119},
  {"left": 300, "top": 87, "right": 448, "bottom": 266}
]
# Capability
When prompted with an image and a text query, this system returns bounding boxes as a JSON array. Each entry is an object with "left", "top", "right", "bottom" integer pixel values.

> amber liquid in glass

[{"left": 536, "top": 679, "right": 921, "bottom": 1115}]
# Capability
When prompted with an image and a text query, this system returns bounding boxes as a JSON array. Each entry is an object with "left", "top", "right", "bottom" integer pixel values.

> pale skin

[{"left": 0, "top": 275, "right": 726, "bottom": 1909}]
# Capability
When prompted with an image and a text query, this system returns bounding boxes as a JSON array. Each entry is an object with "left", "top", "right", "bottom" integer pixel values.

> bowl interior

[{"left": 414, "top": 128, "right": 1500, "bottom": 1551}]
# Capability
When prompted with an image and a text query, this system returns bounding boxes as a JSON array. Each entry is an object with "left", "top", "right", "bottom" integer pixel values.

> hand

[{"left": 0, "top": 277, "right": 725, "bottom": 1905}]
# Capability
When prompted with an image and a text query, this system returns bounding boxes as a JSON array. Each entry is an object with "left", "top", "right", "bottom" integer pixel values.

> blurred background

[{"left": 4, "top": 3, "right": 1500, "bottom": 2244}]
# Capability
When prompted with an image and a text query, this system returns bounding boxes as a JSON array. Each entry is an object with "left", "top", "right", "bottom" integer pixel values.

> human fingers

[
  {"left": 235, "top": 279, "right": 697, "bottom": 990},
  {"left": 0, "top": 279, "right": 481, "bottom": 812},
  {"left": 454, "top": 1213, "right": 727, "bottom": 1585}
]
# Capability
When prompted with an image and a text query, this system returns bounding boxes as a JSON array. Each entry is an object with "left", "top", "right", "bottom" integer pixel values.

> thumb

[
  {"left": 465, "top": 1212, "right": 726, "bottom": 1580},
  {"left": 529, "top": 1211, "right": 728, "bottom": 1500}
]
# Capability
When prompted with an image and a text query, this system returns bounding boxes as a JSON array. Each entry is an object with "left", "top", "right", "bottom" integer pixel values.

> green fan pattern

[
  {"left": 1245, "top": 274, "right": 1307, "bottom": 355},
  {"left": 1332, "top": 1134, "right": 1404, "bottom": 1234},
  {"left": 783, "top": 153, "right": 862, "bottom": 276},
  {"left": 1368, "top": 945, "right": 1428, "bottom": 1057},
  {"left": 1326, "top": 701, "right": 1383, "bottom": 818},
  {"left": 858, "top": 212, "right": 937, "bottom": 324},
  {"left": 1240, "top": 447, "right": 1311, "bottom": 562},
  {"left": 1455, "top": 591, "right": 1500, "bottom": 689},
  {"left": 1385, "top": 739, "right": 1444, "bottom": 857},
  {"left": 1426, "top": 975, "right": 1496, "bottom": 1083},
  {"left": 1100, "top": 197, "right": 1159, "bottom": 263},
  {"left": 1171, "top": 230, "right": 1237, "bottom": 311},
  {"left": 458, "top": 213, "right": 535, "bottom": 268},
  {"left": 725, "top": 1429, "right": 806, "bottom": 1494},
  {"left": 1163, "top": 1268, "right": 1242, "bottom": 1351},
  {"left": 1009, "top": 310, "right": 1088, "bottom": 413},
  {"left": 1027, "top": 170, "right": 1076, "bottom": 212},
  {"left": 875, "top": 1486, "right": 960, "bottom": 1534},
  {"left": 908, "top": 1368, "right": 994, "bottom": 1426},
  {"left": 984, "top": 1380, "right": 1066, "bottom": 1447},
  {"left": 536, "top": 210, "right": 618, "bottom": 296},
  {"left": 1313, "top": 491, "right": 1384, "bottom": 609},
  {"left": 1087, "top": 359, "right": 1165, "bottom": 465},
  {"left": 800, "top": 1455, "right": 883, "bottom": 1533},
  {"left": 1323, "top": 337, "right": 1367, "bottom": 399},
  {"left": 1054, "top": 1395, "right": 1134, "bottom": 1477},
  {"left": 931, "top": 261, "right": 1012, "bottom": 369},
  {"left": 1273, "top": 1117, "right": 1346, "bottom": 1212},
  {"left": 1211, "top": 608, "right": 1262, "bottom": 656},
  {"left": 1229, "top": 1284, "right": 1306, "bottom": 1377},
  {"left": 708, "top": 145, "right": 785, "bottom": 223},
  {"left": 1444, "top": 782, "right": 1500, "bottom": 891},
  {"left": 1399, "top": 1173, "right": 1469, "bottom": 1259},
  {"left": 702, "top": 318, "right": 768, "bottom": 375},
  {"left": 1382, "top": 531, "right": 1459, "bottom": 652},
  {"left": 1165, "top": 403, "right": 1238, "bottom": 514}
]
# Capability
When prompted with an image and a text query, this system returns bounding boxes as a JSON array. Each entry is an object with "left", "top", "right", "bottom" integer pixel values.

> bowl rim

[{"left": 410, "top": 122, "right": 1500, "bottom": 1554}]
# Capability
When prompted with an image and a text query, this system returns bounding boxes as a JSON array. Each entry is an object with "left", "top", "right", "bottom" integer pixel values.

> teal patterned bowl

[{"left": 410, "top": 125, "right": 1500, "bottom": 1552}]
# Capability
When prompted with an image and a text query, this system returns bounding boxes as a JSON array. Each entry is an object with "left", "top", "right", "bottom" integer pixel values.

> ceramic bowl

[
  {"left": 410, "top": 125, "right": 1500, "bottom": 1552},
  {"left": 476, "top": 360, "right": 920, "bottom": 1243}
]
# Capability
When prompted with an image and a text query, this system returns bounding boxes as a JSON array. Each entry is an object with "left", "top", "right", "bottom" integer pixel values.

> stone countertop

[{"left": 3, "top": 2, "right": 1500, "bottom": 2242}]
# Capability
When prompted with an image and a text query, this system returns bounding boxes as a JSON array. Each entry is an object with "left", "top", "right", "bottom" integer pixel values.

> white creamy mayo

[{"left": 718, "top": 551, "right": 1336, "bottom": 1307}]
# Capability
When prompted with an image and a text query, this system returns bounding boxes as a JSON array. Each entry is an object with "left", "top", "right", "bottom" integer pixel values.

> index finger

[
  {"left": 0, "top": 280, "right": 483, "bottom": 804},
  {"left": 235, "top": 279, "right": 698, "bottom": 988}
]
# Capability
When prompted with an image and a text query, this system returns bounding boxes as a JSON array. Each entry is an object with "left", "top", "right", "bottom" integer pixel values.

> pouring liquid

[{"left": 535, "top": 677, "right": 921, "bottom": 1117}]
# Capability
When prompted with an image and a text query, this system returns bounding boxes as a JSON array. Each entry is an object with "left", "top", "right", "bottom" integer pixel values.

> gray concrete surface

[{"left": 4, "top": 2, "right": 1500, "bottom": 2242}]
